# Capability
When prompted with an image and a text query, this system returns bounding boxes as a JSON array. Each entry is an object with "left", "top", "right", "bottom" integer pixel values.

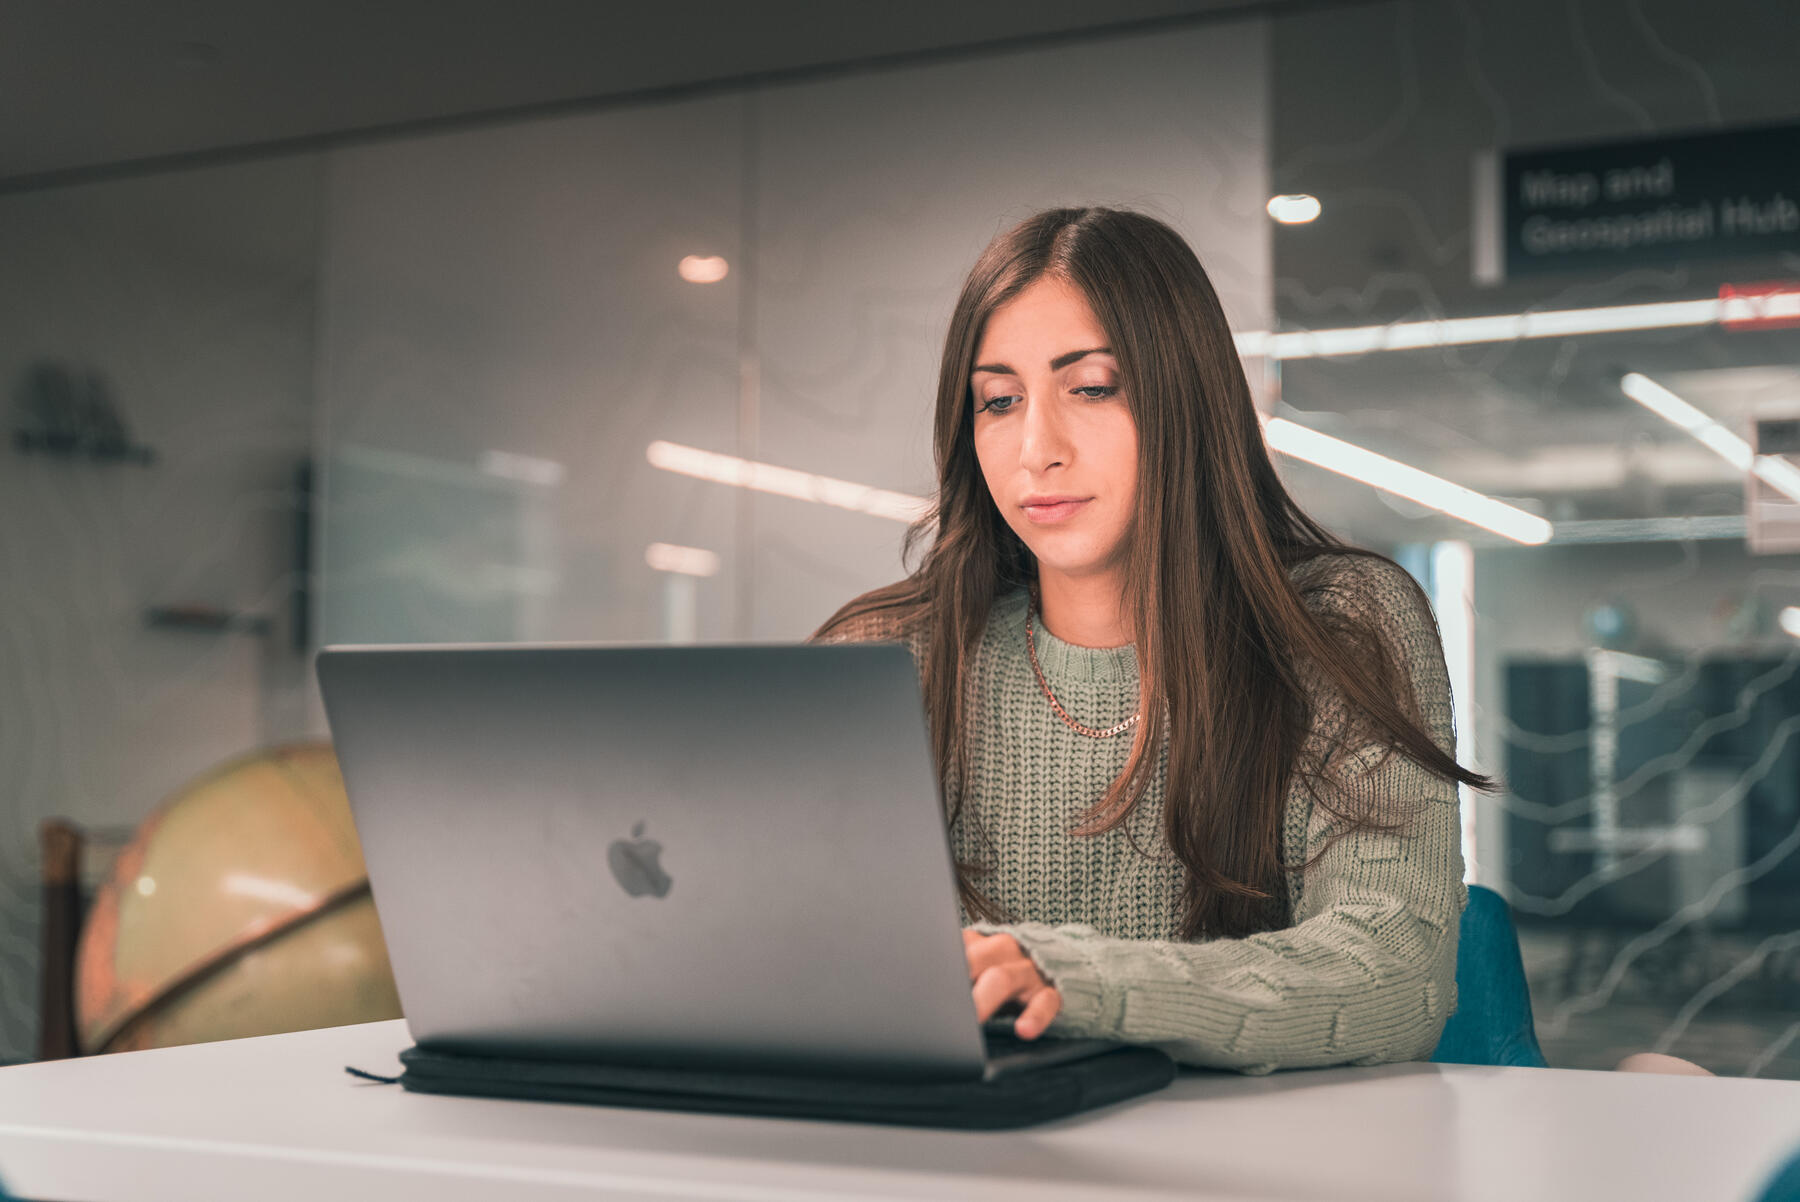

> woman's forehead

[{"left": 976, "top": 279, "right": 1110, "bottom": 368}]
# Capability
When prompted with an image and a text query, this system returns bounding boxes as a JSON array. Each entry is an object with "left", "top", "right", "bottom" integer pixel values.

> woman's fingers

[
  {"left": 961, "top": 929, "right": 1061, "bottom": 1036},
  {"left": 971, "top": 962, "right": 1043, "bottom": 1022},
  {"left": 963, "top": 931, "right": 1025, "bottom": 979},
  {"left": 1015, "top": 983, "right": 1062, "bottom": 1039}
]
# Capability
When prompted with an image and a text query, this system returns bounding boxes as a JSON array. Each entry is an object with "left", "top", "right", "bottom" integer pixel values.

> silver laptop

[{"left": 315, "top": 641, "right": 1119, "bottom": 1082}]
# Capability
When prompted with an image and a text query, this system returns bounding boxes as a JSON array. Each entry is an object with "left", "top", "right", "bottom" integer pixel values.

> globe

[{"left": 74, "top": 742, "right": 402, "bottom": 1054}]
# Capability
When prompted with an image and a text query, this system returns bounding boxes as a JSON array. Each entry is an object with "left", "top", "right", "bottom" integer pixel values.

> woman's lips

[{"left": 1021, "top": 498, "right": 1091, "bottom": 524}]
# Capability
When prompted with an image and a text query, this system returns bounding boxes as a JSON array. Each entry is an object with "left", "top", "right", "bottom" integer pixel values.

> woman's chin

[{"left": 1023, "top": 547, "right": 1121, "bottom": 581}]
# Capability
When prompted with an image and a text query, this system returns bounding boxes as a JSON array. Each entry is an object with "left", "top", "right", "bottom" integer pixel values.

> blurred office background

[{"left": 2, "top": 0, "right": 1797, "bottom": 1074}]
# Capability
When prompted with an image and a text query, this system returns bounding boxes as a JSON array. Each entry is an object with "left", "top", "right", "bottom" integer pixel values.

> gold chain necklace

[{"left": 1024, "top": 586, "right": 1141, "bottom": 739}]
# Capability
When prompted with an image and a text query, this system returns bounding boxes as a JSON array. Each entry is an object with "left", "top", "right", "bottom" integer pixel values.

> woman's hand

[{"left": 962, "top": 929, "right": 1061, "bottom": 1039}]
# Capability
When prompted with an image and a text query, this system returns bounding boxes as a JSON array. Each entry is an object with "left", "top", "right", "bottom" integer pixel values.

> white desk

[{"left": 0, "top": 1020, "right": 1795, "bottom": 1202}]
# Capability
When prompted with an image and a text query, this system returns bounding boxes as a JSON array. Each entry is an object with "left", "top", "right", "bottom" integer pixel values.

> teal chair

[
  {"left": 1429, "top": 884, "right": 1549, "bottom": 1068},
  {"left": 1754, "top": 1146, "right": 1800, "bottom": 1202}
]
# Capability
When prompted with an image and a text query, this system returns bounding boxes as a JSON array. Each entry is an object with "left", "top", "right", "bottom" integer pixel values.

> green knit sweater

[{"left": 820, "top": 553, "right": 1467, "bottom": 1074}]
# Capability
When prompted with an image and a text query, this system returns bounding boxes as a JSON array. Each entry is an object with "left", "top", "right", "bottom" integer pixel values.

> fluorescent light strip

[
  {"left": 1264, "top": 418, "right": 1553, "bottom": 545},
  {"left": 1619, "top": 372, "right": 1751, "bottom": 469},
  {"left": 646, "top": 441, "right": 931, "bottom": 524},
  {"left": 1619, "top": 372, "right": 1800, "bottom": 504},
  {"left": 1236, "top": 294, "right": 1800, "bottom": 361},
  {"left": 1723, "top": 290, "right": 1800, "bottom": 326},
  {"left": 1755, "top": 455, "right": 1800, "bottom": 500},
  {"left": 645, "top": 542, "right": 721, "bottom": 577},
  {"left": 478, "top": 449, "right": 566, "bottom": 486}
]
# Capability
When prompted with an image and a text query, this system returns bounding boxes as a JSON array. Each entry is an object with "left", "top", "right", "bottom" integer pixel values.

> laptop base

[{"left": 392, "top": 1041, "right": 1176, "bottom": 1130}]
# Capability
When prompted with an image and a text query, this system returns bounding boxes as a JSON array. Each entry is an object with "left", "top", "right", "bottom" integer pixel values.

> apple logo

[{"left": 608, "top": 820, "right": 673, "bottom": 898}]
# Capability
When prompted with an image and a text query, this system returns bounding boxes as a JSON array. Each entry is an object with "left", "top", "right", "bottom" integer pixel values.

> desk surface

[{"left": 1, "top": 1020, "right": 1796, "bottom": 1202}]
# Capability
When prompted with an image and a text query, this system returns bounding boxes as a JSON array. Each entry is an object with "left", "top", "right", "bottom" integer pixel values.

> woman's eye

[{"left": 977, "top": 386, "right": 1114, "bottom": 414}]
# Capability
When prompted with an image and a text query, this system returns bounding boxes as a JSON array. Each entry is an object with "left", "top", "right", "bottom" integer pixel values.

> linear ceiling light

[
  {"left": 645, "top": 542, "right": 720, "bottom": 577},
  {"left": 1237, "top": 293, "right": 1800, "bottom": 361},
  {"left": 1263, "top": 417, "right": 1553, "bottom": 544},
  {"left": 645, "top": 441, "right": 931, "bottom": 523},
  {"left": 1619, "top": 372, "right": 1800, "bottom": 504}
]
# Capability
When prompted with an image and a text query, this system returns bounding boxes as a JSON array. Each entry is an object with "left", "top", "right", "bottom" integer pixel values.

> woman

[{"left": 811, "top": 206, "right": 1481, "bottom": 1075}]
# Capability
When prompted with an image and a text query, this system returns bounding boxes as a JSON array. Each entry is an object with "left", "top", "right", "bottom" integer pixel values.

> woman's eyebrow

[{"left": 971, "top": 347, "right": 1112, "bottom": 376}]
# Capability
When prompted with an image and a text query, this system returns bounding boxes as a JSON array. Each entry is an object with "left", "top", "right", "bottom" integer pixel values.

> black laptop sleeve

[{"left": 388, "top": 1042, "right": 1177, "bottom": 1130}]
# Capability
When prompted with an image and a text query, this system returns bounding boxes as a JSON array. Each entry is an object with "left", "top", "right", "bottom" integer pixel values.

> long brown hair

[{"left": 812, "top": 207, "right": 1490, "bottom": 940}]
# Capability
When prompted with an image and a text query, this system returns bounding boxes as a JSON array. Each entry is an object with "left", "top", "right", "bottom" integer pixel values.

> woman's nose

[{"left": 1019, "top": 390, "right": 1070, "bottom": 472}]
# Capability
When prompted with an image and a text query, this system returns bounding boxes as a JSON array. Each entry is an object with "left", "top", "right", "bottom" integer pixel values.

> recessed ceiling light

[
  {"left": 678, "top": 255, "right": 729, "bottom": 284},
  {"left": 1266, "top": 194, "right": 1322, "bottom": 224}
]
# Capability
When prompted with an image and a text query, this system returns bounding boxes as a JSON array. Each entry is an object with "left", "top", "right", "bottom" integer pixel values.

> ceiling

[{"left": 0, "top": 0, "right": 1342, "bottom": 188}]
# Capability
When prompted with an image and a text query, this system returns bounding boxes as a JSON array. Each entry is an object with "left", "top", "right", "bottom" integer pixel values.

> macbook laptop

[{"left": 316, "top": 640, "right": 1121, "bottom": 1083}]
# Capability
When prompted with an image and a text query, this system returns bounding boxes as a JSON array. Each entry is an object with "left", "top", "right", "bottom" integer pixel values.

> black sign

[{"left": 1502, "top": 122, "right": 1800, "bottom": 278}]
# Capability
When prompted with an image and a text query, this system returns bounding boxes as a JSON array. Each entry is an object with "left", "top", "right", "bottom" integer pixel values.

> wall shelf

[{"left": 143, "top": 606, "right": 273, "bottom": 637}]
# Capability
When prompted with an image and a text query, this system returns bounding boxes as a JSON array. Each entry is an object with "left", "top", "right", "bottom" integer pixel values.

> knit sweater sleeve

[{"left": 972, "top": 557, "right": 1468, "bottom": 1074}]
